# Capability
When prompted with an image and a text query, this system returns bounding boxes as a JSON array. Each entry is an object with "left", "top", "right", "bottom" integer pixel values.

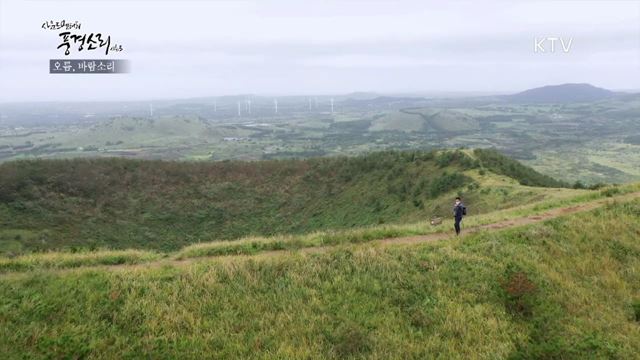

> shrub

[
  {"left": 428, "top": 172, "right": 471, "bottom": 198},
  {"left": 601, "top": 187, "right": 621, "bottom": 197},
  {"left": 435, "top": 150, "right": 476, "bottom": 169},
  {"left": 500, "top": 268, "right": 537, "bottom": 316}
]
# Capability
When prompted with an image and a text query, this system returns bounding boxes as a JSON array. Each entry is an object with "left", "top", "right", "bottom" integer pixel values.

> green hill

[
  {"left": 400, "top": 108, "right": 480, "bottom": 133},
  {"left": 0, "top": 149, "right": 579, "bottom": 255},
  {"left": 0, "top": 193, "right": 638, "bottom": 359},
  {"left": 506, "top": 83, "right": 615, "bottom": 104},
  {"left": 473, "top": 148, "right": 569, "bottom": 188}
]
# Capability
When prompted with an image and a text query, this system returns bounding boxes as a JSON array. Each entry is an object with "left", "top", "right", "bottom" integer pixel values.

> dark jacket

[{"left": 453, "top": 203, "right": 465, "bottom": 220}]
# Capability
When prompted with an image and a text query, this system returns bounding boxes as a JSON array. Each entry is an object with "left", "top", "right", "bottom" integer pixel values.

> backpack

[{"left": 462, "top": 206, "right": 467, "bottom": 216}]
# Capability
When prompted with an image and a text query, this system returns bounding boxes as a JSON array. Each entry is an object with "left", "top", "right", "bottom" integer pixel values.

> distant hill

[
  {"left": 506, "top": 83, "right": 615, "bottom": 103},
  {"left": 338, "top": 92, "right": 381, "bottom": 100},
  {"left": 341, "top": 96, "right": 426, "bottom": 108}
]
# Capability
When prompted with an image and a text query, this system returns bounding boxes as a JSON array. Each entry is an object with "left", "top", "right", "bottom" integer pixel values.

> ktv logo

[{"left": 534, "top": 36, "right": 573, "bottom": 53}]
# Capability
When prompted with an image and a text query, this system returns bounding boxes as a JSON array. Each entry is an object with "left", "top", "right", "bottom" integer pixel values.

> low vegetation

[
  {"left": 1, "top": 197, "right": 639, "bottom": 359},
  {"left": 0, "top": 179, "right": 634, "bottom": 272},
  {"left": 473, "top": 148, "right": 568, "bottom": 188},
  {"left": 0, "top": 149, "right": 578, "bottom": 255},
  {"left": 0, "top": 250, "right": 162, "bottom": 273}
]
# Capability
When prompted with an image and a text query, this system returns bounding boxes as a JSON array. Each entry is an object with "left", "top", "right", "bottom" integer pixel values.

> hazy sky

[{"left": 0, "top": 0, "right": 639, "bottom": 102}]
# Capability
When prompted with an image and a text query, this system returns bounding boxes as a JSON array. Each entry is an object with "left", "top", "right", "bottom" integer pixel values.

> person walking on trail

[{"left": 453, "top": 196, "right": 466, "bottom": 236}]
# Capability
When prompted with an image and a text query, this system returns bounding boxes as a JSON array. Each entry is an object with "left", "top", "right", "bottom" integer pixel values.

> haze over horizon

[
  {"left": 0, "top": 83, "right": 633, "bottom": 106},
  {"left": 1, "top": 0, "right": 639, "bottom": 102}
]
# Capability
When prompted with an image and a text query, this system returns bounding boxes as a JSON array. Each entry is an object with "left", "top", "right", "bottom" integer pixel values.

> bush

[
  {"left": 500, "top": 267, "right": 537, "bottom": 317},
  {"left": 428, "top": 172, "right": 471, "bottom": 198},
  {"left": 435, "top": 150, "right": 476, "bottom": 169},
  {"left": 601, "top": 187, "right": 621, "bottom": 197}
]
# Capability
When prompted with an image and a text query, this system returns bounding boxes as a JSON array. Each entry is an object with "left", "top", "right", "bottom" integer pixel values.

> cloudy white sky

[{"left": 0, "top": 0, "right": 639, "bottom": 102}]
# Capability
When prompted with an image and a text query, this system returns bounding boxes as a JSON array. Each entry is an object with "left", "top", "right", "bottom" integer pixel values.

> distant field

[
  {"left": 369, "top": 111, "right": 425, "bottom": 132},
  {"left": 406, "top": 108, "right": 480, "bottom": 132},
  {"left": 2, "top": 94, "right": 640, "bottom": 184}
]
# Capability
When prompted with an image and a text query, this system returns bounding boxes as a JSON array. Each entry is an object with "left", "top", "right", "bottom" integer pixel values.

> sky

[{"left": 0, "top": 0, "right": 639, "bottom": 102}]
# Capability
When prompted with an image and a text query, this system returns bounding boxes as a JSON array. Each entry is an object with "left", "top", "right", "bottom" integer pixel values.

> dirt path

[
  {"left": 377, "top": 195, "right": 615, "bottom": 246},
  {"left": 4, "top": 191, "right": 640, "bottom": 276}
]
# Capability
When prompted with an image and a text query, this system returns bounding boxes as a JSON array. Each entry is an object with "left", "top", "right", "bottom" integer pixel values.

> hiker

[{"left": 453, "top": 196, "right": 466, "bottom": 236}]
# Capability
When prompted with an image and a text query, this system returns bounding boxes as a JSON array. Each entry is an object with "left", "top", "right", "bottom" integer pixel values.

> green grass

[
  {"left": 1, "top": 149, "right": 581, "bottom": 256},
  {"left": 368, "top": 111, "right": 425, "bottom": 132},
  {"left": 403, "top": 108, "right": 480, "bottom": 132},
  {"left": 0, "top": 250, "right": 162, "bottom": 273},
  {"left": 473, "top": 148, "right": 569, "bottom": 188},
  {"left": 5, "top": 95, "right": 640, "bottom": 185},
  {"left": 1, "top": 181, "right": 636, "bottom": 273},
  {"left": 1, "top": 198, "right": 639, "bottom": 359},
  {"left": 171, "top": 181, "right": 635, "bottom": 259}
]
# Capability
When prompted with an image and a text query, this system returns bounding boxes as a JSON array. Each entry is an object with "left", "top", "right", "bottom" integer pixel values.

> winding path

[{"left": 4, "top": 191, "right": 640, "bottom": 276}]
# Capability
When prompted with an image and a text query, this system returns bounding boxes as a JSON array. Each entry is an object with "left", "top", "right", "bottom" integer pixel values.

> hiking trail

[{"left": 4, "top": 191, "right": 640, "bottom": 276}]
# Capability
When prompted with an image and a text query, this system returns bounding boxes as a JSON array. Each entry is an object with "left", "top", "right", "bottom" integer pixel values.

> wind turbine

[
  {"left": 237, "top": 101, "right": 241, "bottom": 117},
  {"left": 274, "top": 98, "right": 278, "bottom": 114}
]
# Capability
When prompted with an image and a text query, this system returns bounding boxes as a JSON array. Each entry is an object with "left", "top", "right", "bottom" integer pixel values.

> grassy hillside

[
  {"left": 1, "top": 182, "right": 633, "bottom": 272},
  {"left": 368, "top": 111, "right": 425, "bottom": 132},
  {"left": 0, "top": 149, "right": 578, "bottom": 255},
  {"left": 1, "top": 196, "right": 638, "bottom": 359},
  {"left": 473, "top": 148, "right": 570, "bottom": 188},
  {"left": 401, "top": 108, "right": 480, "bottom": 133}
]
